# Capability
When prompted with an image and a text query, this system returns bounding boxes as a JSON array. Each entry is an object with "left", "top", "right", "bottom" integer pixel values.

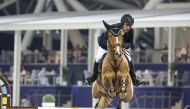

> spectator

[
  {"left": 178, "top": 44, "right": 188, "bottom": 63},
  {"left": 160, "top": 43, "right": 168, "bottom": 63},
  {"left": 54, "top": 51, "right": 60, "bottom": 64},
  {"left": 73, "top": 44, "right": 82, "bottom": 63},
  {"left": 40, "top": 46, "right": 49, "bottom": 63},
  {"left": 20, "top": 66, "right": 27, "bottom": 85},
  {"left": 186, "top": 43, "right": 190, "bottom": 63},
  {"left": 21, "top": 96, "right": 31, "bottom": 106},
  {"left": 22, "top": 46, "right": 32, "bottom": 63},
  {"left": 162, "top": 43, "right": 168, "bottom": 50},
  {"left": 38, "top": 67, "right": 49, "bottom": 85},
  {"left": 31, "top": 69, "right": 39, "bottom": 85},
  {"left": 139, "top": 41, "right": 147, "bottom": 51},
  {"left": 68, "top": 49, "right": 74, "bottom": 63},
  {"left": 80, "top": 45, "right": 87, "bottom": 63},
  {"left": 139, "top": 41, "right": 147, "bottom": 62}
]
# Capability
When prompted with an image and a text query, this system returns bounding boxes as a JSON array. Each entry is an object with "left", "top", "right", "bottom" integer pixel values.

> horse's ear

[{"left": 103, "top": 20, "right": 110, "bottom": 30}]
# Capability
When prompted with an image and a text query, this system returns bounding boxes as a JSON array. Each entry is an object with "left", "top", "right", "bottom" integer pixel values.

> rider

[{"left": 86, "top": 14, "right": 143, "bottom": 86}]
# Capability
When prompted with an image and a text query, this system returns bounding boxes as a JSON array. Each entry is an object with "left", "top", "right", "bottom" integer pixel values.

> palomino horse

[{"left": 92, "top": 21, "right": 134, "bottom": 109}]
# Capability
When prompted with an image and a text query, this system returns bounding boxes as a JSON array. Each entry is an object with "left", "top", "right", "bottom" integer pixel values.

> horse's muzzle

[{"left": 115, "top": 52, "right": 122, "bottom": 59}]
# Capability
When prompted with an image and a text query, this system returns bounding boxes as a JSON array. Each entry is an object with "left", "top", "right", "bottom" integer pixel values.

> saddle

[{"left": 98, "top": 53, "right": 107, "bottom": 73}]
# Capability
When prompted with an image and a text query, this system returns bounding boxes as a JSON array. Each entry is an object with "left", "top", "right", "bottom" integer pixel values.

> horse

[{"left": 92, "top": 20, "right": 134, "bottom": 109}]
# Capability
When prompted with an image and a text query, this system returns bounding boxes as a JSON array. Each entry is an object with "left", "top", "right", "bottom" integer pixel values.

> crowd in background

[
  {"left": 0, "top": 66, "right": 59, "bottom": 86},
  {"left": 1, "top": 65, "right": 190, "bottom": 87},
  {"left": 1, "top": 46, "right": 85, "bottom": 64},
  {"left": 0, "top": 37, "right": 190, "bottom": 87},
  {"left": 1, "top": 41, "right": 190, "bottom": 106},
  {"left": 67, "top": 44, "right": 88, "bottom": 64},
  {"left": 17, "top": 44, "right": 88, "bottom": 64},
  {"left": 1, "top": 43, "right": 190, "bottom": 64},
  {"left": 160, "top": 43, "right": 190, "bottom": 63}
]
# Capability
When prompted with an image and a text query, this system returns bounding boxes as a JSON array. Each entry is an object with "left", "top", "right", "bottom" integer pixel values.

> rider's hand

[
  {"left": 130, "top": 44, "right": 135, "bottom": 50},
  {"left": 122, "top": 43, "right": 135, "bottom": 50},
  {"left": 122, "top": 43, "right": 130, "bottom": 49}
]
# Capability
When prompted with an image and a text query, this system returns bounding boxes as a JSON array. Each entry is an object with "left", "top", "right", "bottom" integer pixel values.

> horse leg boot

[
  {"left": 119, "top": 77, "right": 127, "bottom": 100},
  {"left": 86, "top": 62, "right": 99, "bottom": 85}
]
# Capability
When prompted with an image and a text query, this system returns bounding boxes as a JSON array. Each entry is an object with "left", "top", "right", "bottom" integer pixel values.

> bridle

[{"left": 107, "top": 28, "right": 123, "bottom": 56}]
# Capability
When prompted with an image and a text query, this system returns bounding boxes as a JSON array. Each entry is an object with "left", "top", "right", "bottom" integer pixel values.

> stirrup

[
  {"left": 86, "top": 76, "right": 96, "bottom": 85},
  {"left": 134, "top": 77, "right": 143, "bottom": 86},
  {"left": 86, "top": 80, "right": 93, "bottom": 85}
]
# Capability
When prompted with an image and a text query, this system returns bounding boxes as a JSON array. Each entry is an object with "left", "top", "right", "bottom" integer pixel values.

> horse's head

[{"left": 103, "top": 20, "right": 123, "bottom": 60}]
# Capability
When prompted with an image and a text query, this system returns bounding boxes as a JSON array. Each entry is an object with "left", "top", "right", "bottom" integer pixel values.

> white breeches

[
  {"left": 123, "top": 48, "right": 132, "bottom": 62},
  {"left": 95, "top": 47, "right": 107, "bottom": 62},
  {"left": 95, "top": 47, "right": 132, "bottom": 63}
]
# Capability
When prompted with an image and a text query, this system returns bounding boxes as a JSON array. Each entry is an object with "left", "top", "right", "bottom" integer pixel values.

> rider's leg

[
  {"left": 129, "top": 61, "right": 143, "bottom": 86},
  {"left": 86, "top": 62, "right": 99, "bottom": 85},
  {"left": 86, "top": 47, "right": 107, "bottom": 85},
  {"left": 123, "top": 48, "right": 143, "bottom": 86}
]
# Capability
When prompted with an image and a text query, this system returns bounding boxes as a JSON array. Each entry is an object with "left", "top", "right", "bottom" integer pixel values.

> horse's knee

[
  {"left": 102, "top": 73, "right": 114, "bottom": 87},
  {"left": 103, "top": 73, "right": 114, "bottom": 80}
]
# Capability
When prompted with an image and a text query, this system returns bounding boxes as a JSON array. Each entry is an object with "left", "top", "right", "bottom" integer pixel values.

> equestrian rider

[{"left": 86, "top": 14, "right": 143, "bottom": 86}]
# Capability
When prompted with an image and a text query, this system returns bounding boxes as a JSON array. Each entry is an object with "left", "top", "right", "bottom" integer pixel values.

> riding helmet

[{"left": 120, "top": 14, "right": 134, "bottom": 27}]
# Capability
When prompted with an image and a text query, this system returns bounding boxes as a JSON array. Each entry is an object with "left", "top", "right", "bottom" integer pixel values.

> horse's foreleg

[
  {"left": 95, "top": 95, "right": 113, "bottom": 109},
  {"left": 119, "top": 77, "right": 128, "bottom": 100},
  {"left": 108, "top": 78, "right": 116, "bottom": 98},
  {"left": 103, "top": 73, "right": 116, "bottom": 98},
  {"left": 117, "top": 99, "right": 122, "bottom": 109},
  {"left": 122, "top": 76, "right": 134, "bottom": 103}
]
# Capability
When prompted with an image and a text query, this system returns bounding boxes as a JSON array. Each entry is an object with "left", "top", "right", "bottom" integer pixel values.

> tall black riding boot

[
  {"left": 129, "top": 61, "right": 143, "bottom": 86},
  {"left": 86, "top": 62, "right": 99, "bottom": 85}
]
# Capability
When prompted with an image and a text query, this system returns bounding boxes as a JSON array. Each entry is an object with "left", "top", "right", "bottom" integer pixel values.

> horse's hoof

[
  {"left": 117, "top": 105, "right": 121, "bottom": 109},
  {"left": 117, "top": 106, "right": 121, "bottom": 109},
  {"left": 108, "top": 87, "right": 116, "bottom": 98},
  {"left": 108, "top": 89, "right": 116, "bottom": 97},
  {"left": 119, "top": 92, "right": 127, "bottom": 100},
  {"left": 109, "top": 92, "right": 116, "bottom": 98}
]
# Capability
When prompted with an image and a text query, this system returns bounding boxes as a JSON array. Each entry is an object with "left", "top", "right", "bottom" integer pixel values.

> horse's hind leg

[
  {"left": 94, "top": 98, "right": 100, "bottom": 108},
  {"left": 92, "top": 81, "right": 102, "bottom": 108},
  {"left": 92, "top": 81, "right": 102, "bottom": 99},
  {"left": 95, "top": 96, "right": 113, "bottom": 108}
]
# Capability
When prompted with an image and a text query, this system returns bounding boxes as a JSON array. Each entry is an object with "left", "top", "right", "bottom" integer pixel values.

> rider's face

[{"left": 122, "top": 23, "right": 133, "bottom": 33}]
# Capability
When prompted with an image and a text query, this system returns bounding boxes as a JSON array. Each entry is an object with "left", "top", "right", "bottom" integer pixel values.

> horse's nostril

[{"left": 116, "top": 52, "right": 119, "bottom": 56}]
